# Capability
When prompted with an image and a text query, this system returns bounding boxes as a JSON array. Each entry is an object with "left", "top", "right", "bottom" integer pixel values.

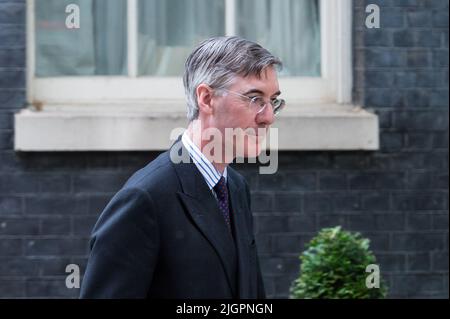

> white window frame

[
  {"left": 17, "top": 0, "right": 379, "bottom": 151},
  {"left": 26, "top": 0, "right": 352, "bottom": 106}
]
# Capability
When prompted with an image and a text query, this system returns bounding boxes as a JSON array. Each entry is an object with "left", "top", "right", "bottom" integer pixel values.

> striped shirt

[{"left": 181, "top": 132, "right": 227, "bottom": 193}]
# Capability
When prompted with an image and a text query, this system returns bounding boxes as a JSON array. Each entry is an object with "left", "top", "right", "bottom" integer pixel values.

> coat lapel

[{"left": 170, "top": 139, "right": 238, "bottom": 297}]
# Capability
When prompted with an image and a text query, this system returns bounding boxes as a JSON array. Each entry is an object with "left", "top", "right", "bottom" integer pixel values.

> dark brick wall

[{"left": 0, "top": 0, "right": 448, "bottom": 298}]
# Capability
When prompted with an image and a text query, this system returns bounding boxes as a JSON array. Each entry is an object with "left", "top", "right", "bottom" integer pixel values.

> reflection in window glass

[
  {"left": 138, "top": 0, "right": 225, "bottom": 76},
  {"left": 36, "top": 0, "right": 127, "bottom": 76},
  {"left": 237, "top": 0, "right": 321, "bottom": 76}
]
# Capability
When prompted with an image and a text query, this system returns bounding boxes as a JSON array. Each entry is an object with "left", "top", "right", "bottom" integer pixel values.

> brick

[
  {"left": 250, "top": 192, "right": 273, "bottom": 213},
  {"left": 347, "top": 213, "right": 375, "bottom": 231},
  {"left": 260, "top": 257, "right": 286, "bottom": 275},
  {"left": 432, "top": 50, "right": 449, "bottom": 67},
  {"left": 407, "top": 253, "right": 431, "bottom": 271},
  {"left": 0, "top": 195, "right": 22, "bottom": 215},
  {"left": 0, "top": 174, "right": 40, "bottom": 194},
  {"left": 41, "top": 217, "right": 71, "bottom": 236},
  {"left": 376, "top": 253, "right": 406, "bottom": 272},
  {"left": 364, "top": 30, "right": 392, "bottom": 47},
  {"left": 393, "top": 192, "right": 447, "bottom": 210},
  {"left": 405, "top": 89, "right": 431, "bottom": 108},
  {"left": 349, "top": 173, "right": 405, "bottom": 190},
  {"left": 0, "top": 89, "right": 25, "bottom": 109},
  {"left": 334, "top": 194, "right": 362, "bottom": 211},
  {"left": 423, "top": 151, "right": 449, "bottom": 170},
  {"left": 88, "top": 194, "right": 112, "bottom": 215},
  {"left": 362, "top": 192, "right": 390, "bottom": 210},
  {"left": 26, "top": 278, "right": 79, "bottom": 298},
  {"left": 407, "top": 50, "right": 431, "bottom": 67},
  {"left": 0, "top": 256, "right": 40, "bottom": 276},
  {"left": 430, "top": 90, "right": 449, "bottom": 108},
  {"left": 415, "top": 30, "right": 441, "bottom": 47},
  {"left": 331, "top": 153, "right": 370, "bottom": 170},
  {"left": 257, "top": 173, "right": 284, "bottom": 191},
  {"left": 432, "top": 133, "right": 448, "bottom": 149},
  {"left": 394, "top": 71, "right": 416, "bottom": 88},
  {"left": 406, "top": 133, "right": 434, "bottom": 149},
  {"left": 255, "top": 234, "right": 271, "bottom": 253},
  {"left": 24, "top": 195, "right": 88, "bottom": 216},
  {"left": 0, "top": 217, "right": 39, "bottom": 235},
  {"left": 0, "top": 70, "right": 25, "bottom": 89},
  {"left": 377, "top": 110, "right": 392, "bottom": 128},
  {"left": 365, "top": 88, "right": 403, "bottom": 107},
  {"left": 365, "top": 71, "right": 394, "bottom": 88},
  {"left": 34, "top": 256, "right": 73, "bottom": 276},
  {"left": 319, "top": 173, "right": 347, "bottom": 190},
  {"left": 287, "top": 214, "right": 316, "bottom": 233},
  {"left": 432, "top": 251, "right": 449, "bottom": 271},
  {"left": 0, "top": 48, "right": 25, "bottom": 68},
  {"left": 73, "top": 173, "right": 128, "bottom": 193},
  {"left": 0, "top": 2, "right": 25, "bottom": 24},
  {"left": 432, "top": 213, "right": 449, "bottom": 230},
  {"left": 406, "top": 172, "right": 435, "bottom": 189},
  {"left": 393, "top": 30, "right": 415, "bottom": 47},
  {"left": 406, "top": 212, "right": 433, "bottom": 230},
  {"left": 317, "top": 214, "right": 347, "bottom": 229},
  {"left": 380, "top": 10, "right": 405, "bottom": 28},
  {"left": 432, "top": 12, "right": 449, "bottom": 28},
  {"left": 272, "top": 234, "right": 311, "bottom": 255},
  {"left": 393, "top": 111, "right": 449, "bottom": 131},
  {"left": 25, "top": 238, "right": 88, "bottom": 256},
  {"left": 0, "top": 279, "right": 25, "bottom": 298},
  {"left": 38, "top": 174, "right": 72, "bottom": 194},
  {"left": 273, "top": 193, "right": 302, "bottom": 213},
  {"left": 255, "top": 215, "right": 287, "bottom": 233},
  {"left": 0, "top": 111, "right": 12, "bottom": 129},
  {"left": 365, "top": 49, "right": 407, "bottom": 67},
  {"left": 361, "top": 232, "right": 391, "bottom": 251},
  {"left": 0, "top": 24, "right": 25, "bottom": 48},
  {"left": 380, "top": 132, "right": 403, "bottom": 152},
  {"left": 391, "top": 233, "right": 445, "bottom": 251},
  {"left": 0, "top": 238, "right": 22, "bottom": 256},
  {"left": 274, "top": 274, "right": 297, "bottom": 298},
  {"left": 392, "top": 275, "right": 444, "bottom": 297},
  {"left": 284, "top": 173, "right": 316, "bottom": 191},
  {"left": 375, "top": 213, "right": 405, "bottom": 231},
  {"left": 0, "top": 130, "right": 12, "bottom": 150},
  {"left": 407, "top": 11, "right": 432, "bottom": 27},
  {"left": 304, "top": 193, "right": 332, "bottom": 213},
  {"left": 73, "top": 215, "right": 98, "bottom": 236}
]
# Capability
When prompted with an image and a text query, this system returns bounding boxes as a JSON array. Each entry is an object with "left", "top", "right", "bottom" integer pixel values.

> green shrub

[{"left": 290, "top": 226, "right": 388, "bottom": 299}]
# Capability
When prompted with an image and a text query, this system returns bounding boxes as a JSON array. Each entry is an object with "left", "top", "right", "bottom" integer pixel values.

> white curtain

[
  {"left": 138, "top": 0, "right": 225, "bottom": 76},
  {"left": 36, "top": 0, "right": 127, "bottom": 76},
  {"left": 237, "top": 0, "right": 321, "bottom": 76}
]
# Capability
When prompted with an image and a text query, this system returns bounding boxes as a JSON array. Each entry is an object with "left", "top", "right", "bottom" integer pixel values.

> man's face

[{"left": 212, "top": 66, "right": 280, "bottom": 159}]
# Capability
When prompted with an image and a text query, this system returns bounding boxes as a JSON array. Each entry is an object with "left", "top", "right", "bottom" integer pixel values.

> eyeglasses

[{"left": 221, "top": 89, "right": 285, "bottom": 116}]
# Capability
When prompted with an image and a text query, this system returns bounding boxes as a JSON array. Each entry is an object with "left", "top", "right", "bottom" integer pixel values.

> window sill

[{"left": 14, "top": 103, "right": 379, "bottom": 151}]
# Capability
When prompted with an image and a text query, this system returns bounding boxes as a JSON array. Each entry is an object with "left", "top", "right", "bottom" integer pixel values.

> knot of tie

[{"left": 214, "top": 176, "right": 228, "bottom": 200}]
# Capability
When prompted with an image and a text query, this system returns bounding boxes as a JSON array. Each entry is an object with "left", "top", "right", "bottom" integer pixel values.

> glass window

[
  {"left": 35, "top": 0, "right": 127, "bottom": 76},
  {"left": 237, "top": 0, "right": 321, "bottom": 76},
  {"left": 138, "top": 0, "right": 225, "bottom": 76}
]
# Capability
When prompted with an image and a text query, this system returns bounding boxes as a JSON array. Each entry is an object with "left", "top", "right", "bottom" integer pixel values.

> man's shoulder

[
  {"left": 227, "top": 166, "right": 249, "bottom": 190},
  {"left": 123, "top": 150, "right": 178, "bottom": 192}
]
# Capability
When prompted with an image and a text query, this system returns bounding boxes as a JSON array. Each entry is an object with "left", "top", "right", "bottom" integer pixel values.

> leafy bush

[{"left": 290, "top": 226, "right": 388, "bottom": 299}]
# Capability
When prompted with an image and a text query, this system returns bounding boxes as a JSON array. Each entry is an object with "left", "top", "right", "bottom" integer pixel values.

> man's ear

[{"left": 196, "top": 84, "right": 214, "bottom": 116}]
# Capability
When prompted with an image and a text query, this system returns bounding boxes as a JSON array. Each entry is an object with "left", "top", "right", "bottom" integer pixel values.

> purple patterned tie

[{"left": 214, "top": 176, "right": 231, "bottom": 232}]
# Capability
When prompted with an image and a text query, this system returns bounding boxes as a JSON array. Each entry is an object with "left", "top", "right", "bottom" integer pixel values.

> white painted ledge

[{"left": 14, "top": 103, "right": 379, "bottom": 151}]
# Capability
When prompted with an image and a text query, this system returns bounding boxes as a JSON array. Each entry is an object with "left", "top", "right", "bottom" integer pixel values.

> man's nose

[{"left": 256, "top": 104, "right": 275, "bottom": 126}]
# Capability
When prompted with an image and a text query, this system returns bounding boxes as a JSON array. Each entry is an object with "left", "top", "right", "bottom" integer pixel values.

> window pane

[
  {"left": 36, "top": 0, "right": 127, "bottom": 76},
  {"left": 138, "top": 0, "right": 225, "bottom": 76},
  {"left": 237, "top": 0, "right": 321, "bottom": 77}
]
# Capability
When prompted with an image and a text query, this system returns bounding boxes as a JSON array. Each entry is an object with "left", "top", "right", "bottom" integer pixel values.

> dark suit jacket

[{"left": 79, "top": 140, "right": 265, "bottom": 299}]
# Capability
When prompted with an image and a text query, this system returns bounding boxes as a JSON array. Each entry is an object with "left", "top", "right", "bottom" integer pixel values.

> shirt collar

[{"left": 181, "top": 132, "right": 227, "bottom": 190}]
